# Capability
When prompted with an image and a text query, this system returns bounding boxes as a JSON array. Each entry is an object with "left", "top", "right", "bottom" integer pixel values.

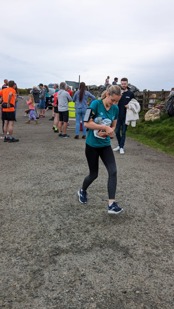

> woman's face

[{"left": 106, "top": 94, "right": 121, "bottom": 107}]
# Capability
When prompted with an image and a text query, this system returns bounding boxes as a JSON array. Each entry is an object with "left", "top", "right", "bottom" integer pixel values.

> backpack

[{"left": 166, "top": 95, "right": 174, "bottom": 117}]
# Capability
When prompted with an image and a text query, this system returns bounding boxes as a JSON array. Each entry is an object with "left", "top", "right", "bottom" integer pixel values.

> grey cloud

[{"left": 0, "top": 0, "right": 174, "bottom": 90}]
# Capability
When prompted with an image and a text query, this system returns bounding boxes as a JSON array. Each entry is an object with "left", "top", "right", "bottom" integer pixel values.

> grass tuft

[{"left": 127, "top": 113, "right": 174, "bottom": 155}]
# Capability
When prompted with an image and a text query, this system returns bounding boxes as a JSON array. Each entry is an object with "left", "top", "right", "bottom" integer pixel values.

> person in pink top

[
  {"left": 52, "top": 84, "right": 59, "bottom": 133},
  {"left": 26, "top": 94, "right": 38, "bottom": 124}
]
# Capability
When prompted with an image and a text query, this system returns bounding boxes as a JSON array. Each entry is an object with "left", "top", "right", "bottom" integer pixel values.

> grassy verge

[{"left": 127, "top": 113, "right": 174, "bottom": 156}]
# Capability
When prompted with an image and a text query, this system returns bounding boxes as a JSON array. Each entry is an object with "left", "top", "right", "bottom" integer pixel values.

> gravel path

[{"left": 0, "top": 100, "right": 174, "bottom": 309}]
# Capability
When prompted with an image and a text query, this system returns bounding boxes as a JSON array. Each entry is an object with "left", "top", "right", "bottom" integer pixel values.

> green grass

[{"left": 127, "top": 113, "right": 174, "bottom": 156}]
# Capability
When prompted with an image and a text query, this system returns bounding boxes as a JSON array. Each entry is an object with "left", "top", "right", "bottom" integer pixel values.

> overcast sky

[{"left": 0, "top": 0, "right": 173, "bottom": 90}]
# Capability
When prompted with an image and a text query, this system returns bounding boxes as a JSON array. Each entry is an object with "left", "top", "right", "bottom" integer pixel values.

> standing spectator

[
  {"left": 58, "top": 82, "right": 72, "bottom": 138},
  {"left": 77, "top": 85, "right": 123, "bottom": 214},
  {"left": 66, "top": 85, "right": 73, "bottom": 97},
  {"left": 31, "top": 86, "right": 40, "bottom": 118},
  {"left": 54, "top": 83, "right": 59, "bottom": 94},
  {"left": 38, "top": 83, "right": 46, "bottom": 118},
  {"left": 2, "top": 79, "right": 8, "bottom": 89},
  {"left": 105, "top": 76, "right": 110, "bottom": 88},
  {"left": 73, "top": 82, "right": 95, "bottom": 139},
  {"left": 113, "top": 77, "right": 134, "bottom": 154},
  {"left": 0, "top": 80, "right": 19, "bottom": 142},
  {"left": 1, "top": 79, "right": 8, "bottom": 133},
  {"left": 52, "top": 84, "right": 59, "bottom": 133},
  {"left": 14, "top": 83, "right": 20, "bottom": 120},
  {"left": 44, "top": 85, "right": 51, "bottom": 110},
  {"left": 112, "top": 77, "right": 118, "bottom": 85},
  {"left": 49, "top": 83, "right": 59, "bottom": 121}
]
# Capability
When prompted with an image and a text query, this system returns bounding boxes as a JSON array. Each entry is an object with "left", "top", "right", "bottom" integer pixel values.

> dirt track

[{"left": 0, "top": 99, "right": 174, "bottom": 309}]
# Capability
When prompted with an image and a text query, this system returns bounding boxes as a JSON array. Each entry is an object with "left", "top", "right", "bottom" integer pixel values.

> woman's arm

[
  {"left": 88, "top": 92, "right": 96, "bottom": 101},
  {"left": 72, "top": 92, "right": 77, "bottom": 102},
  {"left": 109, "top": 119, "right": 117, "bottom": 138},
  {"left": 84, "top": 118, "right": 114, "bottom": 135},
  {"left": 111, "top": 119, "right": 117, "bottom": 131}
]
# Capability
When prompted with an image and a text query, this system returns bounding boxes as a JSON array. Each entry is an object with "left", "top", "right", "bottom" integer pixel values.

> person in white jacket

[{"left": 125, "top": 98, "right": 141, "bottom": 127}]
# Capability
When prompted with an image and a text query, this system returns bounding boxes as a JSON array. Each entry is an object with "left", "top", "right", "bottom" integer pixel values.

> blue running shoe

[
  {"left": 78, "top": 189, "right": 87, "bottom": 204},
  {"left": 108, "top": 202, "right": 123, "bottom": 214}
]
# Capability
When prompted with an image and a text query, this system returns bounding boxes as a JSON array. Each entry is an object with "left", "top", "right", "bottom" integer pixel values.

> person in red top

[
  {"left": 52, "top": 91, "right": 59, "bottom": 133},
  {"left": 0, "top": 80, "right": 19, "bottom": 142},
  {"left": 66, "top": 85, "right": 73, "bottom": 97}
]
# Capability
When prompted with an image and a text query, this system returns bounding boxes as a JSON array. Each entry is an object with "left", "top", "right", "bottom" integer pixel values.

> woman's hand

[
  {"left": 97, "top": 126, "right": 114, "bottom": 138},
  {"left": 97, "top": 130, "right": 107, "bottom": 138},
  {"left": 108, "top": 131, "right": 114, "bottom": 138},
  {"left": 105, "top": 126, "right": 114, "bottom": 135}
]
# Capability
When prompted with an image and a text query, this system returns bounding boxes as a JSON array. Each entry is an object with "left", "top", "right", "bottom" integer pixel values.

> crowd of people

[{"left": 0, "top": 76, "right": 137, "bottom": 214}]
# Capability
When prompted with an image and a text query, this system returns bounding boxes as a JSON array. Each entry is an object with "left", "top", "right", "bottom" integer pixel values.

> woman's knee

[
  {"left": 90, "top": 172, "right": 98, "bottom": 181},
  {"left": 109, "top": 168, "right": 117, "bottom": 179}
]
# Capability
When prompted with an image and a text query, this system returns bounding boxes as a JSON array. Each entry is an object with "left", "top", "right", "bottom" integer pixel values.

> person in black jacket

[{"left": 113, "top": 77, "right": 134, "bottom": 154}]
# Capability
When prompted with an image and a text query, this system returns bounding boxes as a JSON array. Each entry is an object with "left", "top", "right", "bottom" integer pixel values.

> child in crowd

[{"left": 26, "top": 94, "right": 38, "bottom": 124}]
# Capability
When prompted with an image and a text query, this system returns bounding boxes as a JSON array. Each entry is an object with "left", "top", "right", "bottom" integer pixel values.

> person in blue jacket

[
  {"left": 78, "top": 85, "right": 123, "bottom": 215},
  {"left": 73, "top": 82, "right": 95, "bottom": 139}
]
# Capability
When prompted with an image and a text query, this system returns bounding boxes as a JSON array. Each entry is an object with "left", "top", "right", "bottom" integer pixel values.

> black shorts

[
  {"left": 2, "top": 111, "right": 16, "bottom": 121},
  {"left": 59, "top": 111, "right": 69, "bottom": 122},
  {"left": 54, "top": 106, "right": 59, "bottom": 114}
]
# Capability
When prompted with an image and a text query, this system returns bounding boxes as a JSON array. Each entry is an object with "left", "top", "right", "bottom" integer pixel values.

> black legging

[{"left": 82, "top": 144, "right": 117, "bottom": 199}]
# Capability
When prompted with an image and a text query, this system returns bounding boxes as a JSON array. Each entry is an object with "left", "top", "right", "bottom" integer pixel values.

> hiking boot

[
  {"left": 120, "top": 148, "right": 125, "bottom": 154},
  {"left": 74, "top": 135, "right": 79, "bottom": 139},
  {"left": 78, "top": 189, "right": 87, "bottom": 204},
  {"left": 108, "top": 202, "right": 123, "bottom": 214},
  {"left": 8, "top": 137, "right": 19, "bottom": 143},
  {"left": 113, "top": 146, "right": 120, "bottom": 152}
]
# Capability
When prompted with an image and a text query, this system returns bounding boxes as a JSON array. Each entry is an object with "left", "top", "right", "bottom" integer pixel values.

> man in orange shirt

[{"left": 0, "top": 80, "right": 19, "bottom": 142}]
